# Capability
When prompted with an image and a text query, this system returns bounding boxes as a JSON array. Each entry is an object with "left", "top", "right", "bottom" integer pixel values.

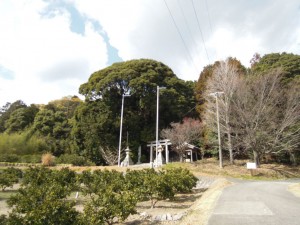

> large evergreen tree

[{"left": 72, "top": 59, "right": 196, "bottom": 164}]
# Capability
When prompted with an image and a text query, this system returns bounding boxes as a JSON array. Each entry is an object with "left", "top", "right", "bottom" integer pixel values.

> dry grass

[
  {"left": 41, "top": 153, "right": 55, "bottom": 166},
  {"left": 165, "top": 158, "right": 300, "bottom": 180}
]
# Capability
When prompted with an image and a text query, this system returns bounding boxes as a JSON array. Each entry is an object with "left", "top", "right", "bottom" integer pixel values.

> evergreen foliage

[
  {"left": 0, "top": 167, "right": 22, "bottom": 191},
  {"left": 6, "top": 167, "right": 79, "bottom": 225},
  {"left": 72, "top": 59, "right": 196, "bottom": 164}
]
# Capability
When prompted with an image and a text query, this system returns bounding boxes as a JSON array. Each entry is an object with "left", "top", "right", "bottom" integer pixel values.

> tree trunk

[
  {"left": 253, "top": 150, "right": 260, "bottom": 167},
  {"left": 179, "top": 154, "right": 183, "bottom": 163},
  {"left": 227, "top": 127, "right": 234, "bottom": 164},
  {"left": 289, "top": 152, "right": 297, "bottom": 166}
]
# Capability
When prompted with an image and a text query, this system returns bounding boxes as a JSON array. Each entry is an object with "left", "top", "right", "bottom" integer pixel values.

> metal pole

[
  {"left": 216, "top": 94, "right": 223, "bottom": 168},
  {"left": 118, "top": 95, "right": 125, "bottom": 167},
  {"left": 155, "top": 86, "right": 159, "bottom": 166}
]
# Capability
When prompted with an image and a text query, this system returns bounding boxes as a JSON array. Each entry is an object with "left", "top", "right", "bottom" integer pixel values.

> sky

[{"left": 0, "top": 0, "right": 300, "bottom": 107}]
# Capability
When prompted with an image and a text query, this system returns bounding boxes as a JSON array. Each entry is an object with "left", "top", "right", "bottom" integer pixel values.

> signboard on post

[
  {"left": 246, "top": 162, "right": 257, "bottom": 176},
  {"left": 247, "top": 162, "right": 257, "bottom": 169}
]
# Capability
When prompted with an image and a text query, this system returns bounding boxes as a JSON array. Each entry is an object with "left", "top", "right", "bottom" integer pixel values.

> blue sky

[{"left": 0, "top": 0, "right": 300, "bottom": 106}]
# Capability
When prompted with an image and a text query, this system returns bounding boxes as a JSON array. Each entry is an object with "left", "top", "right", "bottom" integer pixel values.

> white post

[
  {"left": 209, "top": 92, "right": 224, "bottom": 168},
  {"left": 165, "top": 143, "right": 169, "bottom": 163},
  {"left": 150, "top": 143, "right": 153, "bottom": 163},
  {"left": 155, "top": 86, "right": 159, "bottom": 166},
  {"left": 216, "top": 94, "right": 222, "bottom": 168},
  {"left": 154, "top": 86, "right": 166, "bottom": 166},
  {"left": 118, "top": 94, "right": 130, "bottom": 167}
]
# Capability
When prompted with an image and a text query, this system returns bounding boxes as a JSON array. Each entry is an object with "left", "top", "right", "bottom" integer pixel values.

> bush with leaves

[
  {"left": 55, "top": 154, "right": 95, "bottom": 166},
  {"left": 6, "top": 167, "right": 79, "bottom": 225},
  {"left": 125, "top": 169, "right": 174, "bottom": 208},
  {"left": 125, "top": 168, "right": 198, "bottom": 208},
  {"left": 162, "top": 167, "right": 198, "bottom": 193},
  {"left": 79, "top": 169, "right": 137, "bottom": 225},
  {"left": 0, "top": 167, "right": 22, "bottom": 191},
  {"left": 0, "top": 154, "right": 19, "bottom": 163}
]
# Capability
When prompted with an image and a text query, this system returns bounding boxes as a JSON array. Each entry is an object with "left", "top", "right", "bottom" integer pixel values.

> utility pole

[
  {"left": 209, "top": 92, "right": 224, "bottom": 168},
  {"left": 154, "top": 86, "right": 166, "bottom": 167},
  {"left": 118, "top": 94, "right": 130, "bottom": 167}
]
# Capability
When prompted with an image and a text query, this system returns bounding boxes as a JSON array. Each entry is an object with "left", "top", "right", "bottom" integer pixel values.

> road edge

[{"left": 177, "top": 178, "right": 232, "bottom": 225}]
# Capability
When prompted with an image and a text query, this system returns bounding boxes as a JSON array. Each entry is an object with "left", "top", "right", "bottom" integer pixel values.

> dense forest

[{"left": 0, "top": 53, "right": 299, "bottom": 166}]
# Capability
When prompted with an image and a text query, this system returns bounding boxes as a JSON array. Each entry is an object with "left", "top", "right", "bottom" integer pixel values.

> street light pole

[
  {"left": 155, "top": 86, "right": 166, "bottom": 167},
  {"left": 118, "top": 94, "right": 130, "bottom": 167},
  {"left": 209, "top": 92, "right": 224, "bottom": 168}
]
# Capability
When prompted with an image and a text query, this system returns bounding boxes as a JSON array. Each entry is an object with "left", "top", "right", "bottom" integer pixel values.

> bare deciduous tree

[
  {"left": 99, "top": 146, "right": 124, "bottom": 166},
  {"left": 161, "top": 118, "right": 202, "bottom": 162},
  {"left": 204, "top": 58, "right": 242, "bottom": 164},
  {"left": 233, "top": 69, "right": 300, "bottom": 166}
]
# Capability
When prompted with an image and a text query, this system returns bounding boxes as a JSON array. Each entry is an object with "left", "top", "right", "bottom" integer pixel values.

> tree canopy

[
  {"left": 251, "top": 52, "right": 300, "bottom": 83},
  {"left": 72, "top": 59, "right": 196, "bottom": 164}
]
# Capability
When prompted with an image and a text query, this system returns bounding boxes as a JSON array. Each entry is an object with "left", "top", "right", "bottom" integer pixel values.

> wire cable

[
  {"left": 204, "top": 0, "right": 213, "bottom": 35},
  {"left": 163, "top": 0, "right": 199, "bottom": 72},
  {"left": 176, "top": 0, "right": 202, "bottom": 63},
  {"left": 191, "top": 0, "right": 210, "bottom": 63}
]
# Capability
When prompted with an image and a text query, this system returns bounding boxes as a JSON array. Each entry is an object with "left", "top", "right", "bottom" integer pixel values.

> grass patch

[{"left": 163, "top": 158, "right": 300, "bottom": 180}]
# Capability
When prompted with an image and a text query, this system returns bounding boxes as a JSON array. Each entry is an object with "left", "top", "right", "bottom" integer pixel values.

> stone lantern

[
  {"left": 121, "top": 146, "right": 133, "bottom": 167},
  {"left": 154, "top": 145, "right": 165, "bottom": 167}
]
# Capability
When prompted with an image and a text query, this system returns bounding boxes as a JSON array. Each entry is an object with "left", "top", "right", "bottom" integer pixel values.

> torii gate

[{"left": 147, "top": 139, "right": 172, "bottom": 164}]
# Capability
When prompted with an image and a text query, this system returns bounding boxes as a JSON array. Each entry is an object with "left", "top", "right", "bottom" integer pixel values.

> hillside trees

[
  {"left": 198, "top": 53, "right": 300, "bottom": 165},
  {"left": 251, "top": 52, "right": 300, "bottom": 83},
  {"left": 29, "top": 96, "right": 82, "bottom": 156},
  {"left": 0, "top": 100, "right": 37, "bottom": 133},
  {"left": 72, "top": 59, "right": 197, "bottom": 164},
  {"left": 4, "top": 104, "right": 39, "bottom": 133}
]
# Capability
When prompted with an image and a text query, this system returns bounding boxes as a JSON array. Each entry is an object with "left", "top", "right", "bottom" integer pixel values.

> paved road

[{"left": 208, "top": 179, "right": 300, "bottom": 225}]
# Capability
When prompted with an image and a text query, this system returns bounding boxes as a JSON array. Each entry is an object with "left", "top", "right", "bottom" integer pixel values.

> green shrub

[
  {"left": 125, "top": 168, "right": 198, "bottom": 208},
  {"left": 0, "top": 167, "right": 23, "bottom": 191},
  {"left": 7, "top": 167, "right": 79, "bottom": 225},
  {"left": 0, "top": 154, "right": 19, "bottom": 163},
  {"left": 55, "top": 154, "right": 95, "bottom": 166},
  {"left": 0, "top": 215, "right": 7, "bottom": 225},
  {"left": 163, "top": 167, "right": 198, "bottom": 193},
  {"left": 79, "top": 169, "right": 137, "bottom": 224},
  {"left": 19, "top": 154, "right": 41, "bottom": 163},
  {"left": 125, "top": 168, "right": 175, "bottom": 208}
]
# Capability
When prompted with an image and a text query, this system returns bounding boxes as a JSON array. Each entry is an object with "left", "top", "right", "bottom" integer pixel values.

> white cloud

[
  {"left": 0, "top": 0, "right": 108, "bottom": 106},
  {"left": 73, "top": 0, "right": 300, "bottom": 80},
  {"left": 1, "top": 0, "right": 300, "bottom": 106}
]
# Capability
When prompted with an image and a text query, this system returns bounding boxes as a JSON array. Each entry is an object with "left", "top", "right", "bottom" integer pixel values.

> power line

[
  {"left": 191, "top": 0, "right": 210, "bottom": 63},
  {"left": 176, "top": 0, "right": 202, "bottom": 63},
  {"left": 204, "top": 0, "right": 213, "bottom": 35},
  {"left": 204, "top": 0, "right": 217, "bottom": 60},
  {"left": 163, "top": 0, "right": 199, "bottom": 72}
]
